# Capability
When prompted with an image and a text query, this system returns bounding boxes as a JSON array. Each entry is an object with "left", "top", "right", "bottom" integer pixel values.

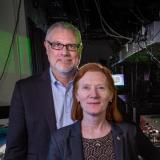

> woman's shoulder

[
  {"left": 116, "top": 121, "right": 137, "bottom": 128},
  {"left": 54, "top": 121, "right": 81, "bottom": 138},
  {"left": 111, "top": 121, "right": 138, "bottom": 134}
]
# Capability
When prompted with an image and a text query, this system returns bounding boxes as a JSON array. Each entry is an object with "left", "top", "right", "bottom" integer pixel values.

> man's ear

[
  {"left": 44, "top": 41, "right": 49, "bottom": 55},
  {"left": 44, "top": 41, "right": 47, "bottom": 49},
  {"left": 78, "top": 45, "right": 83, "bottom": 55}
]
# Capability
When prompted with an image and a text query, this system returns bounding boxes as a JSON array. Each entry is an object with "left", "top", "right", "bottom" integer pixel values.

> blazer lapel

[
  {"left": 68, "top": 122, "right": 84, "bottom": 160},
  {"left": 111, "top": 123, "right": 124, "bottom": 160},
  {"left": 37, "top": 69, "right": 57, "bottom": 133}
]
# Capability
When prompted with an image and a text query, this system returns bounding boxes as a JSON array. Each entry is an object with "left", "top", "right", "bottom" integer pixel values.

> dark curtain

[{"left": 27, "top": 18, "right": 49, "bottom": 75}]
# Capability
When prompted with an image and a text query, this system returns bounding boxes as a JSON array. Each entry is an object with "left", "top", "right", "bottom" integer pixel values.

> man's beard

[{"left": 55, "top": 63, "right": 77, "bottom": 75}]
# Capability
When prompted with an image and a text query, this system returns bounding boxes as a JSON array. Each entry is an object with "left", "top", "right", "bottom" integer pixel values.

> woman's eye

[
  {"left": 82, "top": 86, "right": 90, "bottom": 90},
  {"left": 98, "top": 86, "right": 105, "bottom": 90}
]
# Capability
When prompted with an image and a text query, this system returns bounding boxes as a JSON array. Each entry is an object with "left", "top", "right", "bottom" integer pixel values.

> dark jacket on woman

[{"left": 48, "top": 121, "right": 160, "bottom": 160}]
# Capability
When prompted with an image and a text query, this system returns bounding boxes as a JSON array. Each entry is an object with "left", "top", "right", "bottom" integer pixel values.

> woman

[{"left": 48, "top": 63, "right": 160, "bottom": 160}]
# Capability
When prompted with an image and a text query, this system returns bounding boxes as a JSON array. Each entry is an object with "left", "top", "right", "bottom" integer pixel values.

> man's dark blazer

[
  {"left": 4, "top": 69, "right": 57, "bottom": 160},
  {"left": 48, "top": 121, "right": 160, "bottom": 160}
]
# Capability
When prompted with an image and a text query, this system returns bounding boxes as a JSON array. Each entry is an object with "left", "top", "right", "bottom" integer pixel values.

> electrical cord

[
  {"left": 94, "top": 0, "right": 133, "bottom": 41},
  {"left": 0, "top": 0, "right": 22, "bottom": 81}
]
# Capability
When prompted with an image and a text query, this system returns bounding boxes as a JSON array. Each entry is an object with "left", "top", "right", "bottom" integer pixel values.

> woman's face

[{"left": 76, "top": 71, "right": 113, "bottom": 118}]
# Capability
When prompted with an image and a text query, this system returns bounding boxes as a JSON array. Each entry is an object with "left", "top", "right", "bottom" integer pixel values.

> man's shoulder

[
  {"left": 17, "top": 69, "right": 50, "bottom": 85},
  {"left": 18, "top": 74, "right": 42, "bottom": 83}
]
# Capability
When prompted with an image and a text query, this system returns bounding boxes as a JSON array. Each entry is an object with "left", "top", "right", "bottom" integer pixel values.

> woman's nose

[{"left": 89, "top": 88, "right": 99, "bottom": 98}]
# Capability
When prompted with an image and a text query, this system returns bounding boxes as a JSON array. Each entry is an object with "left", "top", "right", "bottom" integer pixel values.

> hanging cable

[
  {"left": 129, "top": 8, "right": 145, "bottom": 24},
  {"left": 145, "top": 42, "right": 160, "bottom": 66},
  {"left": 151, "top": 29, "right": 160, "bottom": 41},
  {"left": 94, "top": 0, "right": 133, "bottom": 41},
  {"left": 136, "top": 32, "right": 160, "bottom": 66},
  {"left": 0, "top": 0, "right": 22, "bottom": 81},
  {"left": 73, "top": 0, "right": 84, "bottom": 32},
  {"left": 136, "top": 6, "right": 149, "bottom": 23}
]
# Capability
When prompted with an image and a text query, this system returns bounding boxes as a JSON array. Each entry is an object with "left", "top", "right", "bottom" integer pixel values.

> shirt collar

[{"left": 49, "top": 67, "right": 73, "bottom": 86}]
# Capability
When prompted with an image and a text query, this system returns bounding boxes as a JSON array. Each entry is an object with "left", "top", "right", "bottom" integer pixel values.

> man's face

[{"left": 44, "top": 27, "right": 81, "bottom": 75}]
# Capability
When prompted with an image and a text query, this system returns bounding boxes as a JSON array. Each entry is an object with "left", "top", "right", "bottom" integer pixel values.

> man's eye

[
  {"left": 55, "top": 43, "right": 62, "bottom": 47},
  {"left": 68, "top": 44, "right": 77, "bottom": 49}
]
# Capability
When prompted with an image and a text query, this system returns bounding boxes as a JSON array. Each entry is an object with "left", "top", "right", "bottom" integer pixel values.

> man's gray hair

[{"left": 45, "top": 21, "right": 82, "bottom": 47}]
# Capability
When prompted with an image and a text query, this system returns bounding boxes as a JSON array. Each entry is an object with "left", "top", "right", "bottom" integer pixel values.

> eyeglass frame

[{"left": 46, "top": 40, "right": 81, "bottom": 52}]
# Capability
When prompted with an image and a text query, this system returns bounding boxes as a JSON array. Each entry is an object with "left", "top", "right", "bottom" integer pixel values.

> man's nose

[
  {"left": 60, "top": 46, "right": 70, "bottom": 56},
  {"left": 61, "top": 46, "right": 70, "bottom": 56}
]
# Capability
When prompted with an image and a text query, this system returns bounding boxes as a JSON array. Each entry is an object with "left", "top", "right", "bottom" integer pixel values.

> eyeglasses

[{"left": 47, "top": 40, "right": 81, "bottom": 51}]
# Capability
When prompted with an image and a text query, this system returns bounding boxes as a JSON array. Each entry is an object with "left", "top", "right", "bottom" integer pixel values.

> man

[{"left": 4, "top": 21, "right": 83, "bottom": 160}]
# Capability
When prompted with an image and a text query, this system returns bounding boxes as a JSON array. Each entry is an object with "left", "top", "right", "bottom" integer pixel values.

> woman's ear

[
  {"left": 109, "top": 93, "right": 113, "bottom": 102},
  {"left": 76, "top": 94, "right": 80, "bottom": 102}
]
